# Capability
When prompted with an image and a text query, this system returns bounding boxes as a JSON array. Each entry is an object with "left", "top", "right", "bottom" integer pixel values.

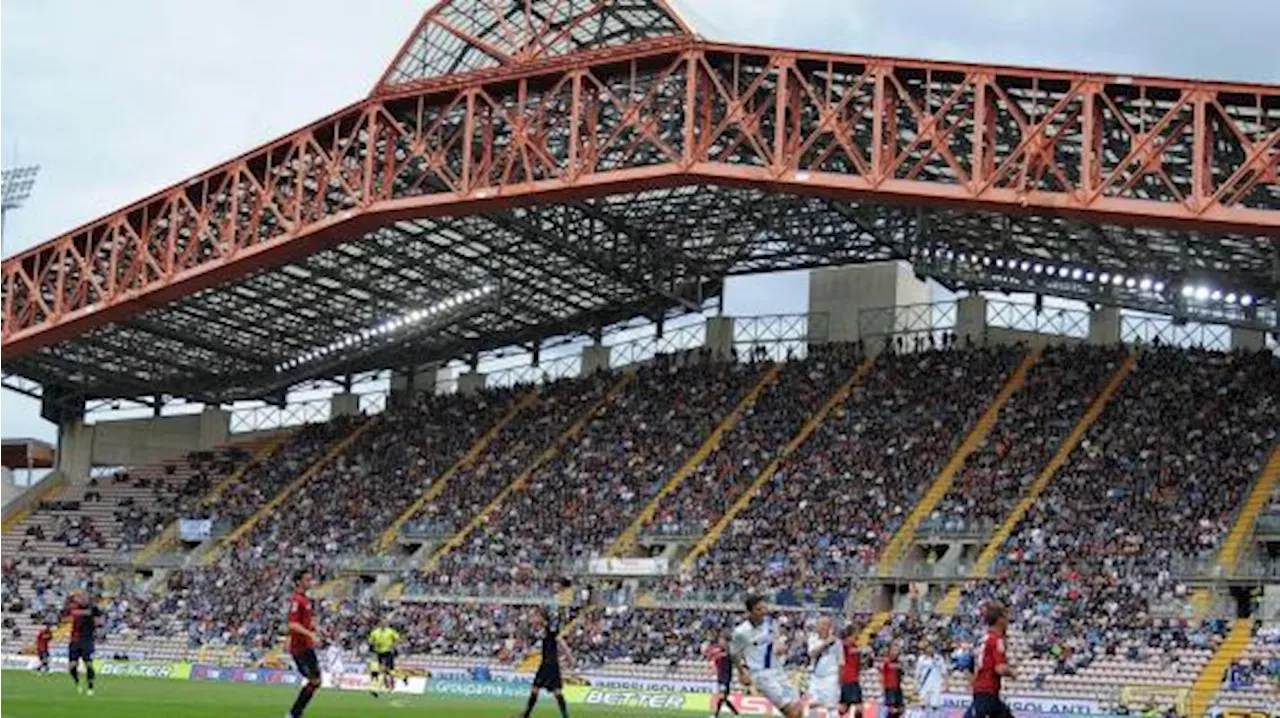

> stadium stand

[
  {"left": 680, "top": 345, "right": 1024, "bottom": 603},
  {"left": 3, "top": 342, "right": 1277, "bottom": 715}
]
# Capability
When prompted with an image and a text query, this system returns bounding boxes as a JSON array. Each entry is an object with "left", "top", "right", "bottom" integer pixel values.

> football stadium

[{"left": 1, "top": 1, "right": 1278, "bottom": 717}]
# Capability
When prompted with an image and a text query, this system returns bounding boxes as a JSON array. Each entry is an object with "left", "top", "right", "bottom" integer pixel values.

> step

[
  {"left": 875, "top": 347, "right": 1041, "bottom": 576},
  {"left": 937, "top": 352, "right": 1137, "bottom": 614},
  {"left": 420, "top": 373, "right": 633, "bottom": 575},
  {"left": 680, "top": 356, "right": 876, "bottom": 571},
  {"left": 603, "top": 362, "right": 783, "bottom": 559}
]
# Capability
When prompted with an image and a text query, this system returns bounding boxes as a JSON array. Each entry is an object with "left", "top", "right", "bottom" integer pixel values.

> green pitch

[{"left": 0, "top": 671, "right": 692, "bottom": 718}]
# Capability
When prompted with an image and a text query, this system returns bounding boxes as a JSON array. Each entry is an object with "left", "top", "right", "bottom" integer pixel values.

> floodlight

[{"left": 0, "top": 166, "right": 40, "bottom": 257}]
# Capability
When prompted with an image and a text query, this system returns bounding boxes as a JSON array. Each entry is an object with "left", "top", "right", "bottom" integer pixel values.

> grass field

[{"left": 0, "top": 671, "right": 695, "bottom": 718}]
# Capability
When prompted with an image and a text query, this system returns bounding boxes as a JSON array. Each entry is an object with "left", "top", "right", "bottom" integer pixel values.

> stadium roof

[{"left": 2, "top": 0, "right": 1278, "bottom": 415}]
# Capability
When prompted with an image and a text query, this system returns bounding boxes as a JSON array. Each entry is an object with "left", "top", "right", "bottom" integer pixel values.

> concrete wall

[
  {"left": 389, "top": 363, "right": 442, "bottom": 406},
  {"left": 58, "top": 408, "right": 231, "bottom": 483},
  {"left": 2, "top": 471, "right": 66, "bottom": 523},
  {"left": 809, "top": 262, "right": 931, "bottom": 344},
  {"left": 457, "top": 371, "right": 486, "bottom": 396},
  {"left": 582, "top": 344, "right": 611, "bottom": 374},
  {"left": 1, "top": 467, "right": 21, "bottom": 509},
  {"left": 704, "top": 316, "right": 734, "bottom": 360}
]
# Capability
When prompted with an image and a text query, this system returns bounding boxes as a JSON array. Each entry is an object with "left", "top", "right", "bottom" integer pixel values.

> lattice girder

[{"left": 3, "top": 41, "right": 1278, "bottom": 374}]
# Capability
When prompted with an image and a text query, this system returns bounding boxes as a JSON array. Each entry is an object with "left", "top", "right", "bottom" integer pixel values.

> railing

[
  {"left": 1120, "top": 315, "right": 1231, "bottom": 351},
  {"left": 734, "top": 313, "right": 826, "bottom": 361},
  {"left": 229, "top": 398, "right": 331, "bottom": 434},
  {"left": 398, "top": 520, "right": 457, "bottom": 541},
  {"left": 986, "top": 300, "right": 1089, "bottom": 339},
  {"left": 324, "top": 554, "right": 417, "bottom": 573},
  {"left": 487, "top": 352, "right": 582, "bottom": 388},
  {"left": 608, "top": 319, "right": 707, "bottom": 367},
  {"left": 858, "top": 301, "right": 957, "bottom": 346},
  {"left": 915, "top": 516, "right": 998, "bottom": 538}
]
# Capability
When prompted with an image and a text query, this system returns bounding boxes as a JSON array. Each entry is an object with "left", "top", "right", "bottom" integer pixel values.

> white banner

[
  {"left": 179, "top": 519, "right": 213, "bottom": 542},
  {"left": 323, "top": 671, "right": 426, "bottom": 695},
  {"left": 587, "top": 557, "right": 669, "bottom": 576}
]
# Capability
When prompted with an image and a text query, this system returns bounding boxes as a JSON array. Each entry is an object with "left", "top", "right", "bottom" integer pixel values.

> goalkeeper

[{"left": 367, "top": 622, "right": 401, "bottom": 697}]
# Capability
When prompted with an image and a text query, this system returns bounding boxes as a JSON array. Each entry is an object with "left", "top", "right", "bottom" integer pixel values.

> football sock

[{"left": 289, "top": 683, "right": 317, "bottom": 717}]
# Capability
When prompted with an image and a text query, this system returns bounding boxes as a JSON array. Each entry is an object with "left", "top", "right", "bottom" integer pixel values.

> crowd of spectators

[
  {"left": 3, "top": 340, "right": 1275, "bottom": 693},
  {"left": 928, "top": 345, "right": 1128, "bottom": 533},
  {"left": 406, "top": 373, "right": 615, "bottom": 598},
  {"left": 951, "top": 347, "right": 1280, "bottom": 671},
  {"left": 434, "top": 356, "right": 768, "bottom": 592},
  {"left": 640, "top": 343, "right": 865, "bottom": 540},
  {"left": 686, "top": 345, "right": 1023, "bottom": 601}
]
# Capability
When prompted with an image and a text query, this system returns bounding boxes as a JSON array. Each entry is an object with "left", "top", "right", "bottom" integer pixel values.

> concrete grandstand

[{"left": 2, "top": 1, "right": 1278, "bottom": 717}]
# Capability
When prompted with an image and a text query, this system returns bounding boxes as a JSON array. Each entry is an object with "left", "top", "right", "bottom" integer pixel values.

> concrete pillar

[
  {"left": 704, "top": 316, "right": 735, "bottom": 361},
  {"left": 1088, "top": 306, "right": 1122, "bottom": 346},
  {"left": 330, "top": 393, "right": 361, "bottom": 418},
  {"left": 390, "top": 363, "right": 442, "bottom": 406},
  {"left": 198, "top": 407, "right": 230, "bottom": 450},
  {"left": 1231, "top": 327, "right": 1265, "bottom": 352},
  {"left": 808, "top": 261, "right": 932, "bottom": 345},
  {"left": 582, "top": 344, "right": 611, "bottom": 374},
  {"left": 457, "top": 371, "right": 487, "bottom": 396},
  {"left": 956, "top": 294, "right": 987, "bottom": 346},
  {"left": 57, "top": 420, "right": 94, "bottom": 483}
]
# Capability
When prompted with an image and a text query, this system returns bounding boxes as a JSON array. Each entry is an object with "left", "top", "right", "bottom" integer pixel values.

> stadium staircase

[
  {"left": 1188, "top": 618, "right": 1254, "bottom": 718},
  {"left": 132, "top": 435, "right": 286, "bottom": 565},
  {"left": 872, "top": 347, "right": 1042, "bottom": 578},
  {"left": 602, "top": 363, "right": 783, "bottom": 559},
  {"left": 374, "top": 391, "right": 538, "bottom": 553},
  {"left": 857, "top": 610, "right": 890, "bottom": 647},
  {"left": 419, "top": 372, "right": 634, "bottom": 576},
  {"left": 203, "top": 417, "right": 379, "bottom": 565},
  {"left": 680, "top": 356, "right": 876, "bottom": 571},
  {"left": 937, "top": 352, "right": 1137, "bottom": 614},
  {"left": 1190, "top": 445, "right": 1280, "bottom": 617}
]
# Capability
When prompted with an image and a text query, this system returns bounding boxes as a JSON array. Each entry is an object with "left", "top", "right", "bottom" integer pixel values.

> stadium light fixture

[
  {"left": 1225, "top": 293, "right": 1238, "bottom": 304},
  {"left": 1194, "top": 286, "right": 1211, "bottom": 301},
  {"left": 1241, "top": 295, "right": 1254, "bottom": 307},
  {"left": 1, "top": 164, "right": 41, "bottom": 243},
  {"left": 1138, "top": 278, "right": 1152, "bottom": 291},
  {"left": 274, "top": 283, "right": 497, "bottom": 373}
]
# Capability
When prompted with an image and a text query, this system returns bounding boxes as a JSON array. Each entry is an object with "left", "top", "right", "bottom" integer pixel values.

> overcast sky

[{"left": 2, "top": 0, "right": 1277, "bottom": 442}]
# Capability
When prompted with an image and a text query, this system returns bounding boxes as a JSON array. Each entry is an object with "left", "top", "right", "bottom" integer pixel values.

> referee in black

[{"left": 521, "top": 606, "right": 573, "bottom": 718}]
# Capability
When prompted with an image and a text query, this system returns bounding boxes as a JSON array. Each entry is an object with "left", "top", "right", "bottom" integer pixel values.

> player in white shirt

[
  {"left": 805, "top": 617, "right": 842, "bottom": 718},
  {"left": 730, "top": 595, "right": 805, "bottom": 718},
  {"left": 913, "top": 642, "right": 945, "bottom": 715}
]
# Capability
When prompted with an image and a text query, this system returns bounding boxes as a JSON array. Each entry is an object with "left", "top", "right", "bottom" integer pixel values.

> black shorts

[
  {"left": 38, "top": 650, "right": 50, "bottom": 665},
  {"left": 292, "top": 648, "right": 321, "bottom": 681},
  {"left": 971, "top": 693, "right": 1012, "bottom": 718},
  {"left": 840, "top": 682, "right": 863, "bottom": 706},
  {"left": 884, "top": 688, "right": 904, "bottom": 709},
  {"left": 67, "top": 640, "right": 94, "bottom": 664},
  {"left": 376, "top": 651, "right": 396, "bottom": 671},
  {"left": 532, "top": 663, "right": 563, "bottom": 691}
]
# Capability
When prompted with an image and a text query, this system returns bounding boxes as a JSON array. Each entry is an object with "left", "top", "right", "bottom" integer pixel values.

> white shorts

[
  {"left": 809, "top": 674, "right": 840, "bottom": 707},
  {"left": 920, "top": 687, "right": 943, "bottom": 708},
  {"left": 753, "top": 669, "right": 799, "bottom": 710}
]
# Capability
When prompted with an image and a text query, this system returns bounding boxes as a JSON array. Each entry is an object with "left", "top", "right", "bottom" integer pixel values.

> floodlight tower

[{"left": 1, "top": 165, "right": 41, "bottom": 248}]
